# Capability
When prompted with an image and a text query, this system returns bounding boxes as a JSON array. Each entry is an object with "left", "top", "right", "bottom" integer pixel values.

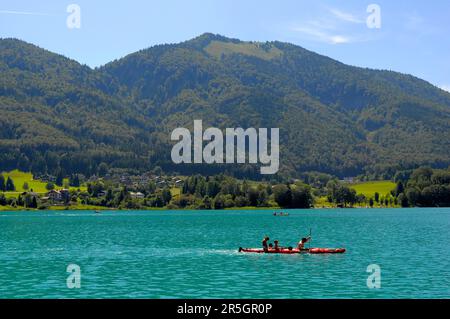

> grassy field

[
  {"left": 314, "top": 196, "right": 334, "bottom": 208},
  {"left": 2, "top": 170, "right": 49, "bottom": 193},
  {"left": 350, "top": 181, "right": 396, "bottom": 198},
  {"left": 1, "top": 170, "right": 87, "bottom": 195},
  {"left": 205, "top": 40, "right": 283, "bottom": 61},
  {"left": 170, "top": 187, "right": 181, "bottom": 198}
]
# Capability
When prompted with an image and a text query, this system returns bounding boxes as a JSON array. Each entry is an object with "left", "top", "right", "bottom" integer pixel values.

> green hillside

[{"left": 1, "top": 33, "right": 450, "bottom": 179}]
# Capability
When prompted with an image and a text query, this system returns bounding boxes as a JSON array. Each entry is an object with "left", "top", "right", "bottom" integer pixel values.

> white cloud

[
  {"left": 330, "top": 35, "right": 351, "bottom": 44},
  {"left": 329, "top": 8, "right": 364, "bottom": 24}
]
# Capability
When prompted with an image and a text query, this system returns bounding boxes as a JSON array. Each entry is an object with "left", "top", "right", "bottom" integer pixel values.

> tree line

[{"left": 2, "top": 167, "right": 450, "bottom": 210}]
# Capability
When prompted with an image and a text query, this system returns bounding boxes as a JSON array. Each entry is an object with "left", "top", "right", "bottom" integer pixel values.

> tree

[
  {"left": 291, "top": 185, "right": 313, "bottom": 208},
  {"left": 242, "top": 180, "right": 250, "bottom": 195},
  {"left": 369, "top": 198, "right": 374, "bottom": 207},
  {"left": 374, "top": 192, "right": 380, "bottom": 203},
  {"left": 106, "top": 189, "right": 114, "bottom": 202},
  {"left": 395, "top": 181, "right": 404, "bottom": 197},
  {"left": 70, "top": 174, "right": 80, "bottom": 187},
  {"left": 151, "top": 194, "right": 164, "bottom": 207},
  {"left": 0, "top": 175, "right": 5, "bottom": 192},
  {"left": 6, "top": 177, "right": 15, "bottom": 191},
  {"left": 24, "top": 194, "right": 36, "bottom": 208},
  {"left": 224, "top": 195, "right": 235, "bottom": 208},
  {"left": 0, "top": 193, "right": 7, "bottom": 206},
  {"left": 406, "top": 188, "right": 420, "bottom": 207},
  {"left": 273, "top": 184, "right": 292, "bottom": 208},
  {"left": 147, "top": 181, "right": 156, "bottom": 194},
  {"left": 46, "top": 182, "right": 55, "bottom": 191},
  {"left": 326, "top": 182, "right": 357, "bottom": 207},
  {"left": 161, "top": 187, "right": 172, "bottom": 205},
  {"left": 234, "top": 195, "right": 249, "bottom": 207},
  {"left": 17, "top": 194, "right": 24, "bottom": 206},
  {"left": 55, "top": 170, "right": 64, "bottom": 186},
  {"left": 63, "top": 180, "right": 70, "bottom": 189},
  {"left": 257, "top": 189, "right": 269, "bottom": 207},
  {"left": 152, "top": 166, "right": 163, "bottom": 176},
  {"left": 206, "top": 180, "right": 220, "bottom": 198},
  {"left": 420, "top": 185, "right": 450, "bottom": 207},
  {"left": 31, "top": 196, "right": 38, "bottom": 208},
  {"left": 431, "top": 171, "right": 450, "bottom": 185},
  {"left": 213, "top": 194, "right": 225, "bottom": 209},
  {"left": 357, "top": 194, "right": 366, "bottom": 205},
  {"left": 247, "top": 188, "right": 259, "bottom": 207},
  {"left": 202, "top": 196, "right": 212, "bottom": 209},
  {"left": 398, "top": 193, "right": 409, "bottom": 207},
  {"left": 98, "top": 162, "right": 109, "bottom": 177},
  {"left": 23, "top": 182, "right": 29, "bottom": 191}
]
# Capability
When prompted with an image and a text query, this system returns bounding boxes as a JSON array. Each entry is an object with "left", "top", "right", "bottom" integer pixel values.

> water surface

[{"left": 0, "top": 208, "right": 449, "bottom": 298}]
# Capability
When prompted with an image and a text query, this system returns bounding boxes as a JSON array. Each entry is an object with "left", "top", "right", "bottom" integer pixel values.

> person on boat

[
  {"left": 274, "top": 240, "right": 280, "bottom": 250},
  {"left": 297, "top": 236, "right": 311, "bottom": 250},
  {"left": 262, "top": 236, "right": 270, "bottom": 252},
  {"left": 268, "top": 243, "right": 273, "bottom": 249}
]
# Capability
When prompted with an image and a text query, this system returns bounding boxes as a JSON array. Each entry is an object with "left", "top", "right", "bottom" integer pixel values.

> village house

[
  {"left": 97, "top": 191, "right": 107, "bottom": 198},
  {"left": 130, "top": 192, "right": 145, "bottom": 199},
  {"left": 175, "top": 179, "right": 183, "bottom": 186},
  {"left": 47, "top": 189, "right": 70, "bottom": 203}
]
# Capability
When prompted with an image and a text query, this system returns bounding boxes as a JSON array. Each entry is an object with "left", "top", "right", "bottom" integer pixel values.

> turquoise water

[{"left": 0, "top": 208, "right": 449, "bottom": 299}]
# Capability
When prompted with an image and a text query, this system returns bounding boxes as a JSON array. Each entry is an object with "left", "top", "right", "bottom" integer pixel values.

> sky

[{"left": 1, "top": 0, "right": 449, "bottom": 91}]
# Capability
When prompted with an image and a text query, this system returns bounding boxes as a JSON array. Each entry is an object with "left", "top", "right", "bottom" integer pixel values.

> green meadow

[
  {"left": 350, "top": 181, "right": 396, "bottom": 198},
  {"left": 2, "top": 170, "right": 49, "bottom": 193},
  {"left": 1, "top": 170, "right": 87, "bottom": 196}
]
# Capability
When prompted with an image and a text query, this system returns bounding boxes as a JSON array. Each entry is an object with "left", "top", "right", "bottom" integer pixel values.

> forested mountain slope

[{"left": 1, "top": 33, "right": 450, "bottom": 178}]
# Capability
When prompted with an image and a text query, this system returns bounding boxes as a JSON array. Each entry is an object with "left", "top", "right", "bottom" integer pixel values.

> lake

[{"left": 0, "top": 208, "right": 449, "bottom": 298}]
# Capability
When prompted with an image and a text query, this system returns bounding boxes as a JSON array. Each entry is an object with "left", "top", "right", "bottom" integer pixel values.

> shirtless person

[
  {"left": 297, "top": 236, "right": 311, "bottom": 250},
  {"left": 262, "top": 236, "right": 270, "bottom": 252}
]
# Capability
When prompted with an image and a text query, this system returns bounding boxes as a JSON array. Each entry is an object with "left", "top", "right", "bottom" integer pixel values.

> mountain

[{"left": 1, "top": 33, "right": 450, "bottom": 179}]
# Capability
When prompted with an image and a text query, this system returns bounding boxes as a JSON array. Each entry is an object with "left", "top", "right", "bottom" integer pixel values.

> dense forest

[{"left": 1, "top": 33, "right": 450, "bottom": 180}]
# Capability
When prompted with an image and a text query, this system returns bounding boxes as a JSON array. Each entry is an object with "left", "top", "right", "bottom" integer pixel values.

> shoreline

[{"left": 0, "top": 205, "right": 428, "bottom": 212}]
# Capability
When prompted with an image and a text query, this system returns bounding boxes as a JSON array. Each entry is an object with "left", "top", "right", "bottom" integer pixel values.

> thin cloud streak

[
  {"left": 291, "top": 25, "right": 352, "bottom": 44},
  {"left": 288, "top": 6, "right": 375, "bottom": 45},
  {"left": 329, "top": 8, "right": 364, "bottom": 24},
  {"left": 0, "top": 10, "right": 54, "bottom": 16}
]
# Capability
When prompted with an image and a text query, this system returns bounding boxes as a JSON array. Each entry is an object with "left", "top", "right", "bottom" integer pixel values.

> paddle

[{"left": 308, "top": 228, "right": 312, "bottom": 250}]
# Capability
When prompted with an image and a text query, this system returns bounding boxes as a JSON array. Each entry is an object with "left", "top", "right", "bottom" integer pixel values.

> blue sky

[{"left": 1, "top": 0, "right": 449, "bottom": 91}]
